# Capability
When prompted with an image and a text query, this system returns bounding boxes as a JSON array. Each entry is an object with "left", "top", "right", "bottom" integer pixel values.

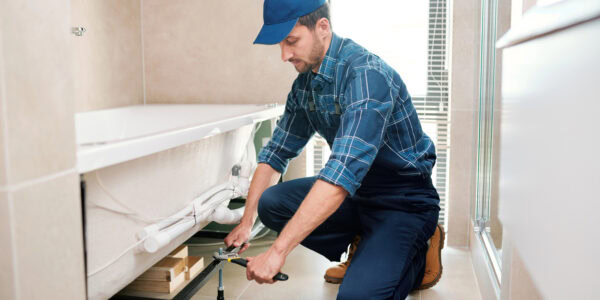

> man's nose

[{"left": 280, "top": 44, "right": 293, "bottom": 62}]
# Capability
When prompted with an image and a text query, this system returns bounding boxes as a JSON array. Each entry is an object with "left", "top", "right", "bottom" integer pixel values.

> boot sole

[
  {"left": 417, "top": 224, "right": 445, "bottom": 290},
  {"left": 324, "top": 274, "right": 344, "bottom": 284}
]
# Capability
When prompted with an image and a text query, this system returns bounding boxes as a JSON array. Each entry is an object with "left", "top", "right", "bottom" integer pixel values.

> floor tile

[{"left": 421, "top": 248, "right": 481, "bottom": 300}]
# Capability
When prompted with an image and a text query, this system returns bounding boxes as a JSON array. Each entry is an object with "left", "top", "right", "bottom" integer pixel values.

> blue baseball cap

[{"left": 254, "top": 0, "right": 327, "bottom": 45}]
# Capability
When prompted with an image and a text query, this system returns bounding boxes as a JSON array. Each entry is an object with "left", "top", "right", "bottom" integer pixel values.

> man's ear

[{"left": 316, "top": 17, "right": 331, "bottom": 39}]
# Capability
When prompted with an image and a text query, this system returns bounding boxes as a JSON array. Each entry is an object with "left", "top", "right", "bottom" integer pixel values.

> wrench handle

[{"left": 230, "top": 258, "right": 289, "bottom": 281}]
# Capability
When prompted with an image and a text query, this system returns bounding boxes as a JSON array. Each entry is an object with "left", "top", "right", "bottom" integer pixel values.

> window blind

[{"left": 412, "top": 0, "right": 450, "bottom": 225}]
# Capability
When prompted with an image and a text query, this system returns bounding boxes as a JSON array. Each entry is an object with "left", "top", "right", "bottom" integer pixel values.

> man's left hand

[{"left": 246, "top": 247, "right": 286, "bottom": 284}]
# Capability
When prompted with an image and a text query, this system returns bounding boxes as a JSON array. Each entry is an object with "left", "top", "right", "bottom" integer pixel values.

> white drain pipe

[{"left": 141, "top": 178, "right": 249, "bottom": 253}]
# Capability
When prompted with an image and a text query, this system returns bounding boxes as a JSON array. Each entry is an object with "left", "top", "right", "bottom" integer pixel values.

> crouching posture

[{"left": 225, "top": 0, "right": 444, "bottom": 298}]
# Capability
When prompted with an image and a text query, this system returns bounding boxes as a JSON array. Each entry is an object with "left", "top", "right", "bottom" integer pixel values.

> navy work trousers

[{"left": 257, "top": 176, "right": 440, "bottom": 300}]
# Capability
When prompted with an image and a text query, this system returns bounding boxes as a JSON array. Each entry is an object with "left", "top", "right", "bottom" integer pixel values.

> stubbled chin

[{"left": 293, "top": 63, "right": 310, "bottom": 74}]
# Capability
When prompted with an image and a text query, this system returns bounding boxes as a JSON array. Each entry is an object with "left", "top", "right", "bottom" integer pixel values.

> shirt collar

[{"left": 312, "top": 33, "right": 343, "bottom": 86}]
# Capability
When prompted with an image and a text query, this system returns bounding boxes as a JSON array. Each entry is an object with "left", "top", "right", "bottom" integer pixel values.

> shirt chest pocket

[{"left": 309, "top": 92, "right": 343, "bottom": 138}]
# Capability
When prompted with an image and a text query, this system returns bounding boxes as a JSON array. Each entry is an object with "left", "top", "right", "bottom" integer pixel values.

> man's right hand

[
  {"left": 224, "top": 221, "right": 253, "bottom": 254},
  {"left": 224, "top": 163, "right": 281, "bottom": 255}
]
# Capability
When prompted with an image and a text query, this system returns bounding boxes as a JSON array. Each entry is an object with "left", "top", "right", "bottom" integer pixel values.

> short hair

[{"left": 298, "top": 2, "right": 331, "bottom": 30}]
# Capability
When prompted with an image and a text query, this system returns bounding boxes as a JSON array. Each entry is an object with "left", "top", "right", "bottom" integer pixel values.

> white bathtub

[
  {"left": 76, "top": 104, "right": 283, "bottom": 173},
  {"left": 76, "top": 104, "right": 282, "bottom": 300}
]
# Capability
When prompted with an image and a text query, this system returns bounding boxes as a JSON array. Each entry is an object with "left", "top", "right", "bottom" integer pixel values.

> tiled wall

[
  {"left": 73, "top": 0, "right": 296, "bottom": 111},
  {"left": 447, "top": 0, "right": 481, "bottom": 247},
  {"left": 72, "top": 0, "right": 144, "bottom": 112},
  {"left": 142, "top": 0, "right": 297, "bottom": 105},
  {"left": 0, "top": 0, "right": 86, "bottom": 299}
]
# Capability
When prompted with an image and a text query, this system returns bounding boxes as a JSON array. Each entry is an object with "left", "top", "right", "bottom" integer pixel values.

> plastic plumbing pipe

[{"left": 210, "top": 206, "right": 245, "bottom": 224}]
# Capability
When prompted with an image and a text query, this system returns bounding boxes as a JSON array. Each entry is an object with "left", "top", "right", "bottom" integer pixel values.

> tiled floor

[{"left": 187, "top": 234, "right": 481, "bottom": 300}]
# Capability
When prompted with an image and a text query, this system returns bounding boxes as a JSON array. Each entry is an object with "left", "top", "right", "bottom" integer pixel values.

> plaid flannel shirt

[{"left": 257, "top": 33, "right": 436, "bottom": 196}]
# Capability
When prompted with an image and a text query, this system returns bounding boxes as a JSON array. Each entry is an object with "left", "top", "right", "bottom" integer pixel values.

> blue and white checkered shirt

[{"left": 258, "top": 33, "right": 437, "bottom": 197}]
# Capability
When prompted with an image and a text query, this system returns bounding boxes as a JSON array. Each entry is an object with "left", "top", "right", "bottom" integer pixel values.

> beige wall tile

[
  {"left": 0, "top": 29, "right": 6, "bottom": 187},
  {"left": 143, "top": 0, "right": 297, "bottom": 105},
  {"left": 447, "top": 110, "right": 478, "bottom": 247},
  {"left": 1, "top": 0, "right": 77, "bottom": 183},
  {"left": 0, "top": 192, "right": 16, "bottom": 300},
  {"left": 72, "top": 0, "right": 144, "bottom": 112},
  {"left": 447, "top": 0, "right": 481, "bottom": 247},
  {"left": 449, "top": 0, "right": 481, "bottom": 112},
  {"left": 0, "top": 104, "right": 6, "bottom": 187},
  {"left": 12, "top": 173, "right": 85, "bottom": 300}
]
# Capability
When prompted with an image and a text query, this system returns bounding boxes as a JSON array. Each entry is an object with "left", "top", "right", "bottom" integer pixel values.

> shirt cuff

[
  {"left": 317, "top": 159, "right": 360, "bottom": 196},
  {"left": 257, "top": 148, "right": 288, "bottom": 174}
]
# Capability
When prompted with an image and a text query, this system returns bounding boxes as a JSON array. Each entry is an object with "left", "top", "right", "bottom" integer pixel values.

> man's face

[{"left": 279, "top": 23, "right": 325, "bottom": 74}]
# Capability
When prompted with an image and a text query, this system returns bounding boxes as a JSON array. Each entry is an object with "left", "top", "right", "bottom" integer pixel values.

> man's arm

[
  {"left": 273, "top": 179, "right": 347, "bottom": 255},
  {"left": 245, "top": 179, "right": 347, "bottom": 283},
  {"left": 225, "top": 80, "right": 314, "bottom": 252},
  {"left": 224, "top": 163, "right": 280, "bottom": 252}
]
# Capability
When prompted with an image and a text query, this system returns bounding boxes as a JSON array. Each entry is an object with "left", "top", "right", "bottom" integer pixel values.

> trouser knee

[{"left": 257, "top": 186, "right": 284, "bottom": 231}]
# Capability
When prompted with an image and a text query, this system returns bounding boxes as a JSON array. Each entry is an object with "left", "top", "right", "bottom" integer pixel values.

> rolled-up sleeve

[
  {"left": 317, "top": 69, "right": 393, "bottom": 196},
  {"left": 257, "top": 82, "right": 315, "bottom": 174}
]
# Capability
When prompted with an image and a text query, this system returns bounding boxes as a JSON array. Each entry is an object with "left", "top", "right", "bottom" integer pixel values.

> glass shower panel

[{"left": 474, "top": 0, "right": 510, "bottom": 287}]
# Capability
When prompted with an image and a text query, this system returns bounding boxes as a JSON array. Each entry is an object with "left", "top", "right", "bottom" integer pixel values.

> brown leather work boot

[
  {"left": 417, "top": 224, "right": 445, "bottom": 290},
  {"left": 324, "top": 236, "right": 361, "bottom": 284}
]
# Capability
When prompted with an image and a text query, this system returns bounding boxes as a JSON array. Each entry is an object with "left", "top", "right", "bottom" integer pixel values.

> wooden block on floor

[
  {"left": 168, "top": 245, "right": 188, "bottom": 259},
  {"left": 186, "top": 256, "right": 204, "bottom": 280},
  {"left": 124, "top": 271, "right": 185, "bottom": 294},
  {"left": 137, "top": 257, "right": 186, "bottom": 282},
  {"left": 118, "top": 256, "right": 206, "bottom": 299}
]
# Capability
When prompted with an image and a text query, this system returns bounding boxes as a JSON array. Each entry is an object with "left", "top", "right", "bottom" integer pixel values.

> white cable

[
  {"left": 87, "top": 234, "right": 151, "bottom": 277},
  {"left": 90, "top": 202, "right": 195, "bottom": 223},
  {"left": 95, "top": 171, "right": 158, "bottom": 223}
]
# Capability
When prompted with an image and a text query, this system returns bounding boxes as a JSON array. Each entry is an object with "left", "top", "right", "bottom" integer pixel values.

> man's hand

[
  {"left": 246, "top": 247, "right": 286, "bottom": 284},
  {"left": 224, "top": 163, "right": 281, "bottom": 254},
  {"left": 224, "top": 221, "right": 253, "bottom": 254}
]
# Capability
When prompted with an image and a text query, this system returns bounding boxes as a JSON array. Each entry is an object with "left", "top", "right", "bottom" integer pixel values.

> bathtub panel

[{"left": 84, "top": 125, "right": 252, "bottom": 300}]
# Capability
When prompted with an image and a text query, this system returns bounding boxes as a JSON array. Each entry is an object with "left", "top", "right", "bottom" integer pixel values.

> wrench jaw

[
  {"left": 213, "top": 251, "right": 241, "bottom": 261},
  {"left": 213, "top": 243, "right": 246, "bottom": 261}
]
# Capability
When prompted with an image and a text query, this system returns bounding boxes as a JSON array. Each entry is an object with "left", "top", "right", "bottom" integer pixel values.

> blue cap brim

[{"left": 253, "top": 18, "right": 298, "bottom": 45}]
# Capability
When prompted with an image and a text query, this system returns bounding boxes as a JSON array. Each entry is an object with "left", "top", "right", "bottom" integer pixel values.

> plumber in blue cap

[{"left": 225, "top": 0, "right": 444, "bottom": 298}]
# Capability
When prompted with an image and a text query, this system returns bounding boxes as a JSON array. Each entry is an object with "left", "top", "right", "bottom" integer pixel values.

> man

[{"left": 224, "top": 0, "right": 444, "bottom": 298}]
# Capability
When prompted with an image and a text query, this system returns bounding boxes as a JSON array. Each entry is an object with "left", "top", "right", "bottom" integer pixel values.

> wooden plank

[
  {"left": 123, "top": 271, "right": 185, "bottom": 294},
  {"left": 117, "top": 256, "right": 208, "bottom": 299},
  {"left": 168, "top": 245, "right": 188, "bottom": 259},
  {"left": 137, "top": 257, "right": 185, "bottom": 282},
  {"left": 185, "top": 256, "right": 204, "bottom": 280}
]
